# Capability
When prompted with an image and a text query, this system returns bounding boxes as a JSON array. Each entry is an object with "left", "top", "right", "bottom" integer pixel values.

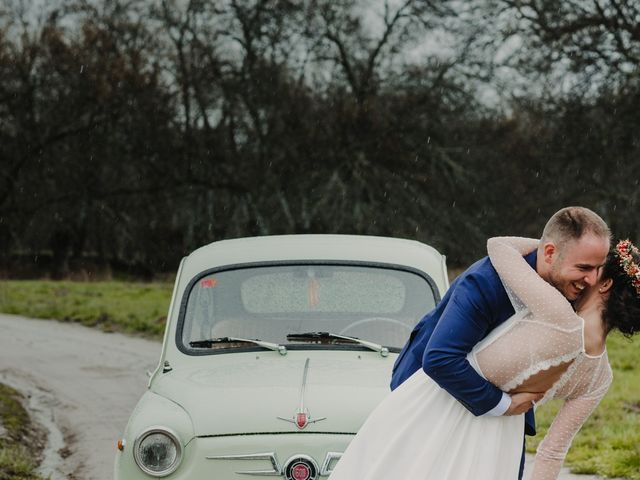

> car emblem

[
  {"left": 283, "top": 455, "right": 319, "bottom": 480},
  {"left": 296, "top": 412, "right": 308, "bottom": 429},
  {"left": 292, "top": 463, "right": 310, "bottom": 480},
  {"left": 278, "top": 359, "right": 326, "bottom": 429}
]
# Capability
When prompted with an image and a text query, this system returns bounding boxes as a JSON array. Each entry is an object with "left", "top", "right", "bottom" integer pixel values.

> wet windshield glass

[{"left": 180, "top": 264, "right": 437, "bottom": 352}]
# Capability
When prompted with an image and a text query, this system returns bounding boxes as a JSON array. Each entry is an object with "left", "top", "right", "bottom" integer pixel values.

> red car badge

[
  {"left": 278, "top": 359, "right": 326, "bottom": 430},
  {"left": 283, "top": 456, "right": 319, "bottom": 480},
  {"left": 296, "top": 412, "right": 308, "bottom": 429}
]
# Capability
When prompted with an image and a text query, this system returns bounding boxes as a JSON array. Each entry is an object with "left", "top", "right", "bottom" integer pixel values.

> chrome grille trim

[
  {"left": 207, "top": 451, "right": 344, "bottom": 476},
  {"left": 206, "top": 452, "right": 281, "bottom": 476},
  {"left": 320, "top": 452, "right": 342, "bottom": 476}
]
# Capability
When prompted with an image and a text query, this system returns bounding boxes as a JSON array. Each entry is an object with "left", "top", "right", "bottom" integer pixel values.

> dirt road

[
  {"left": 0, "top": 313, "right": 159, "bottom": 480},
  {"left": 0, "top": 313, "right": 617, "bottom": 480}
]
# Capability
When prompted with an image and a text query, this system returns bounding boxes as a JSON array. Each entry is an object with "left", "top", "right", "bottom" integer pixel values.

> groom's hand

[{"left": 504, "top": 392, "right": 544, "bottom": 416}]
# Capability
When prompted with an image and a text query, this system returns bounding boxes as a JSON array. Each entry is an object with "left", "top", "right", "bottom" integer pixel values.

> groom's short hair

[
  {"left": 541, "top": 207, "right": 611, "bottom": 248},
  {"left": 541, "top": 207, "right": 611, "bottom": 250}
]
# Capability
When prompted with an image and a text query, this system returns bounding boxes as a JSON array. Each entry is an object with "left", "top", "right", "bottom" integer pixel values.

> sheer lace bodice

[{"left": 472, "top": 237, "right": 613, "bottom": 480}]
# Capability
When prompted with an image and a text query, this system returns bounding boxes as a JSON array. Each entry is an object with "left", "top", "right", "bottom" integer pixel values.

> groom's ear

[{"left": 542, "top": 242, "right": 557, "bottom": 264}]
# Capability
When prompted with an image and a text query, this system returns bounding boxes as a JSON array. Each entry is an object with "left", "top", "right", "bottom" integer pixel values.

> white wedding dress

[
  {"left": 327, "top": 366, "right": 524, "bottom": 479},
  {"left": 328, "top": 237, "right": 612, "bottom": 480}
]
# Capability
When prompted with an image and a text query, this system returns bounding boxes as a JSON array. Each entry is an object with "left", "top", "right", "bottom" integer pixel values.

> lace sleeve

[
  {"left": 486, "top": 236, "right": 577, "bottom": 323},
  {"left": 530, "top": 366, "right": 612, "bottom": 480}
]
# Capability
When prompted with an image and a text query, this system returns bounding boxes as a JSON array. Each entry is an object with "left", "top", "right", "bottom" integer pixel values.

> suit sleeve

[{"left": 422, "top": 271, "right": 507, "bottom": 416}]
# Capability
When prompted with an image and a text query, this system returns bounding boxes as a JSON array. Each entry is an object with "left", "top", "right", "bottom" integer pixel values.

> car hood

[{"left": 152, "top": 350, "right": 394, "bottom": 437}]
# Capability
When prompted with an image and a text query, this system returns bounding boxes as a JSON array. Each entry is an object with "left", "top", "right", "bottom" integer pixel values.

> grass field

[
  {"left": 527, "top": 331, "right": 640, "bottom": 479},
  {"left": 0, "top": 279, "right": 638, "bottom": 478},
  {"left": 0, "top": 383, "right": 46, "bottom": 480},
  {"left": 0, "top": 280, "right": 173, "bottom": 338}
]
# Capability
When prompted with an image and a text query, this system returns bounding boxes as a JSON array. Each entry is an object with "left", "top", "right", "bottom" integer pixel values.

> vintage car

[{"left": 114, "top": 234, "right": 448, "bottom": 479}]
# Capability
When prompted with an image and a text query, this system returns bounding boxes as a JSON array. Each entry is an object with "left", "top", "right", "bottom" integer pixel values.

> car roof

[{"left": 181, "top": 234, "right": 448, "bottom": 293}]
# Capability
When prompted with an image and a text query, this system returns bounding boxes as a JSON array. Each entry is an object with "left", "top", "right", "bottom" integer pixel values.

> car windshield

[{"left": 179, "top": 263, "right": 437, "bottom": 352}]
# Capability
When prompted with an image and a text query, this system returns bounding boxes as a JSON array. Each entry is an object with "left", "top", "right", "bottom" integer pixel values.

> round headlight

[{"left": 133, "top": 427, "right": 182, "bottom": 477}]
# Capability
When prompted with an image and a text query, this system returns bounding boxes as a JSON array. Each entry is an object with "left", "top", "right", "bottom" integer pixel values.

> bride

[{"left": 328, "top": 236, "right": 640, "bottom": 480}]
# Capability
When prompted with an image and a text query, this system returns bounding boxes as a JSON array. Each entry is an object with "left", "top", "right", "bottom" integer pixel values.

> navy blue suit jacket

[{"left": 391, "top": 251, "right": 537, "bottom": 437}]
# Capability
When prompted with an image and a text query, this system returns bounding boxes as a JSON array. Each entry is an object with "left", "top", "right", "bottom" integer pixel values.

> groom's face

[{"left": 546, "top": 233, "right": 610, "bottom": 301}]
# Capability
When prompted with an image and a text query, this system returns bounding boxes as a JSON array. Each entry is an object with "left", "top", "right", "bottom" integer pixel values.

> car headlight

[{"left": 133, "top": 427, "right": 182, "bottom": 477}]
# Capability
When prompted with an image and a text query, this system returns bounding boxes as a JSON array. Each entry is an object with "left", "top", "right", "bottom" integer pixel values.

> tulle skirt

[{"left": 328, "top": 369, "right": 524, "bottom": 480}]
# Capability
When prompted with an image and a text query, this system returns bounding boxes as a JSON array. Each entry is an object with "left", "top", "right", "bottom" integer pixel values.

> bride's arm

[
  {"left": 487, "top": 236, "right": 576, "bottom": 322},
  {"left": 530, "top": 365, "right": 612, "bottom": 480}
]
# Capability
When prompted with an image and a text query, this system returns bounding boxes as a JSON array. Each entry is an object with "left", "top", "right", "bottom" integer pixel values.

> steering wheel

[{"left": 338, "top": 317, "right": 412, "bottom": 336}]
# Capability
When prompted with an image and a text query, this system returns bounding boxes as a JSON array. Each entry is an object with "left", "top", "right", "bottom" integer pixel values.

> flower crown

[{"left": 616, "top": 239, "right": 640, "bottom": 294}]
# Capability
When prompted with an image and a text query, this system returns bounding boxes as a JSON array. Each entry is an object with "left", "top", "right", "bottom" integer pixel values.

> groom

[{"left": 391, "top": 206, "right": 611, "bottom": 479}]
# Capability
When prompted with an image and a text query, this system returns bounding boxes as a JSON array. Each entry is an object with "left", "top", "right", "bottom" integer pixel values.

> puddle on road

[{"left": 0, "top": 370, "right": 75, "bottom": 480}]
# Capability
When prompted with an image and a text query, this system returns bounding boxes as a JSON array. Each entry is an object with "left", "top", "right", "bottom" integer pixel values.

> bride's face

[
  {"left": 574, "top": 275, "right": 613, "bottom": 312},
  {"left": 573, "top": 283, "right": 600, "bottom": 310}
]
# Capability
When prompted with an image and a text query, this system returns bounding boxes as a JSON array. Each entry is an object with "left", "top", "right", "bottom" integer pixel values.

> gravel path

[
  {"left": 0, "top": 313, "right": 623, "bottom": 480},
  {"left": 0, "top": 314, "right": 159, "bottom": 480}
]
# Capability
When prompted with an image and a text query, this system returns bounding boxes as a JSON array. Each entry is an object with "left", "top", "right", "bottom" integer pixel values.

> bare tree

[{"left": 490, "top": 0, "right": 640, "bottom": 91}]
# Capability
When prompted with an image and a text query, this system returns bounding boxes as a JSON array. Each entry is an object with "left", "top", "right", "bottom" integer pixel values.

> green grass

[
  {"left": 0, "top": 383, "right": 47, "bottom": 480},
  {"left": 526, "top": 332, "right": 640, "bottom": 479},
  {"left": 0, "top": 280, "right": 639, "bottom": 478},
  {"left": 0, "top": 280, "right": 173, "bottom": 338}
]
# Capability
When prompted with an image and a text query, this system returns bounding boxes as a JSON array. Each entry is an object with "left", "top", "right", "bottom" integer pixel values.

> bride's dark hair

[{"left": 601, "top": 243, "right": 640, "bottom": 337}]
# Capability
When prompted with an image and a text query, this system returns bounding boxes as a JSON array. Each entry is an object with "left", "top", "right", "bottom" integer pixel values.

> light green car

[{"left": 114, "top": 234, "right": 448, "bottom": 479}]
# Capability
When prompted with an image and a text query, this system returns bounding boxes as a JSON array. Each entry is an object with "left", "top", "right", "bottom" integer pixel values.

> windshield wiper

[
  {"left": 190, "top": 337, "right": 287, "bottom": 355},
  {"left": 287, "top": 332, "right": 389, "bottom": 357}
]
